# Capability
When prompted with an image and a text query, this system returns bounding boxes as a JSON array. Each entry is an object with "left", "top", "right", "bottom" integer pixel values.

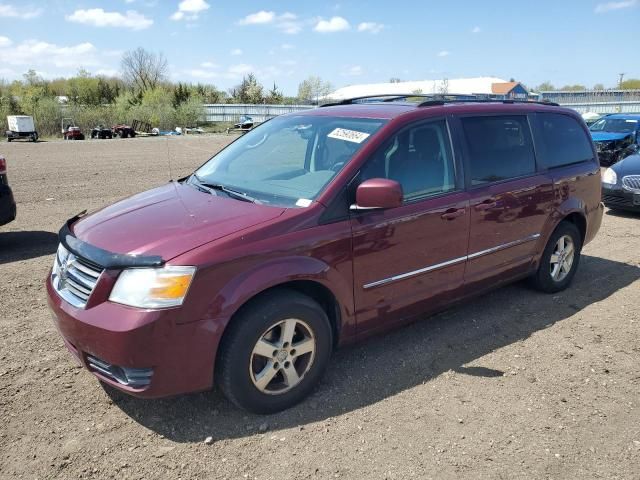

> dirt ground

[{"left": 1, "top": 136, "right": 639, "bottom": 480}]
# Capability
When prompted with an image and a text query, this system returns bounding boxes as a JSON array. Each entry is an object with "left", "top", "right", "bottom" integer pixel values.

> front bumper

[
  {"left": 0, "top": 184, "right": 16, "bottom": 226},
  {"left": 46, "top": 276, "right": 222, "bottom": 398},
  {"left": 602, "top": 184, "right": 640, "bottom": 212}
]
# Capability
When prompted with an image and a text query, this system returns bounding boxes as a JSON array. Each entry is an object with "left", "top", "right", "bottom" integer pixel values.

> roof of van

[{"left": 296, "top": 101, "right": 574, "bottom": 121}]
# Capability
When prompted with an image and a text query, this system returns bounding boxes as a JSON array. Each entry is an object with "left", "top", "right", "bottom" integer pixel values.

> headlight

[
  {"left": 602, "top": 168, "right": 617, "bottom": 186},
  {"left": 109, "top": 266, "right": 196, "bottom": 309},
  {"left": 53, "top": 243, "right": 69, "bottom": 272}
]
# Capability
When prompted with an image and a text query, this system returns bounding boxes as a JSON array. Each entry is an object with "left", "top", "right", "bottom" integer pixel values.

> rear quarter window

[
  {"left": 461, "top": 115, "right": 536, "bottom": 186},
  {"left": 536, "top": 113, "right": 594, "bottom": 168}
]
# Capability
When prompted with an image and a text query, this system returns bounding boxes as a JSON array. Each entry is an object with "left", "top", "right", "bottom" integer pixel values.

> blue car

[{"left": 589, "top": 114, "right": 640, "bottom": 166}]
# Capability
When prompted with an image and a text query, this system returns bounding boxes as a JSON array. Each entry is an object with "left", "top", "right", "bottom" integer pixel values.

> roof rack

[
  {"left": 319, "top": 93, "right": 474, "bottom": 107},
  {"left": 319, "top": 94, "right": 559, "bottom": 108},
  {"left": 417, "top": 98, "right": 560, "bottom": 107}
]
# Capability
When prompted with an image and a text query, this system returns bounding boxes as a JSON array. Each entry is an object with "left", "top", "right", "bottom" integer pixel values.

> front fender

[{"left": 207, "top": 255, "right": 355, "bottom": 341}]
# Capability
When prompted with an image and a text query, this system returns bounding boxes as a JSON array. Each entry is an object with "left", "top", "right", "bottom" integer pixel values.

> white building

[{"left": 327, "top": 77, "right": 528, "bottom": 101}]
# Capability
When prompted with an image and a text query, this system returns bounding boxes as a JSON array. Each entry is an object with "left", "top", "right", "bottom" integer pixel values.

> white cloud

[
  {"left": 437, "top": 50, "right": 450, "bottom": 57},
  {"left": 314, "top": 16, "right": 350, "bottom": 33},
  {"left": 228, "top": 64, "right": 253, "bottom": 76},
  {"left": 230, "top": 48, "right": 243, "bottom": 56},
  {"left": 94, "top": 68, "right": 119, "bottom": 77},
  {"left": 0, "top": 39, "right": 99, "bottom": 69},
  {"left": 188, "top": 68, "right": 219, "bottom": 79},
  {"left": 280, "top": 59, "right": 296, "bottom": 66},
  {"left": 344, "top": 65, "right": 363, "bottom": 76},
  {"left": 238, "top": 10, "right": 275, "bottom": 25},
  {"left": 200, "top": 61, "right": 217, "bottom": 68},
  {"left": 357, "top": 22, "right": 384, "bottom": 34},
  {"left": 595, "top": 0, "right": 637, "bottom": 12},
  {"left": 237, "top": 11, "right": 302, "bottom": 34},
  {"left": 66, "top": 9, "right": 153, "bottom": 30},
  {"left": 0, "top": 3, "right": 42, "bottom": 19},
  {"left": 471, "top": 26, "right": 481, "bottom": 33},
  {"left": 0, "top": 36, "right": 12, "bottom": 47},
  {"left": 171, "top": 0, "right": 210, "bottom": 21},
  {"left": 281, "top": 43, "right": 295, "bottom": 50}
]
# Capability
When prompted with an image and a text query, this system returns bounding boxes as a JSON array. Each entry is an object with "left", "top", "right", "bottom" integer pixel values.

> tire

[
  {"left": 216, "top": 289, "right": 333, "bottom": 414},
  {"left": 7, "top": 137, "right": 11, "bottom": 142},
  {"left": 529, "top": 221, "right": 582, "bottom": 293}
]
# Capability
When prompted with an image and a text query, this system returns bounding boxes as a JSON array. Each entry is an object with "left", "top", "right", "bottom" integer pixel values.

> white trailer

[{"left": 6, "top": 115, "right": 38, "bottom": 142}]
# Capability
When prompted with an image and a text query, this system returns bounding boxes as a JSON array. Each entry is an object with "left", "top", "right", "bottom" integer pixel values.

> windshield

[
  {"left": 193, "top": 115, "right": 386, "bottom": 207},
  {"left": 590, "top": 118, "right": 638, "bottom": 134}
]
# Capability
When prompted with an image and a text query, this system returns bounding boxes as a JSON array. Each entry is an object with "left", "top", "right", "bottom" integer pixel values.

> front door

[
  {"left": 457, "top": 114, "right": 554, "bottom": 291},
  {"left": 350, "top": 119, "right": 470, "bottom": 335}
]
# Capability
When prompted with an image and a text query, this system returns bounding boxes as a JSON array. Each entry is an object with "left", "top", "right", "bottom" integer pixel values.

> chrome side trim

[
  {"left": 466, "top": 233, "right": 541, "bottom": 260},
  {"left": 363, "top": 255, "right": 467, "bottom": 289},
  {"left": 362, "top": 233, "right": 541, "bottom": 290}
]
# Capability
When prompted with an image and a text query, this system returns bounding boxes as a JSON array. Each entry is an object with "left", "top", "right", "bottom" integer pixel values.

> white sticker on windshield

[
  {"left": 296, "top": 198, "right": 313, "bottom": 207},
  {"left": 625, "top": 120, "right": 638, "bottom": 123},
  {"left": 328, "top": 128, "right": 370, "bottom": 144}
]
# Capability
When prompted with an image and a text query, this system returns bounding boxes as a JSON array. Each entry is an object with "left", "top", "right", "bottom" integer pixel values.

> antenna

[{"left": 165, "top": 137, "right": 173, "bottom": 181}]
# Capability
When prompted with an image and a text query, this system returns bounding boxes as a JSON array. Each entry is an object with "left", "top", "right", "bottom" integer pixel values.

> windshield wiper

[{"left": 191, "top": 174, "right": 260, "bottom": 204}]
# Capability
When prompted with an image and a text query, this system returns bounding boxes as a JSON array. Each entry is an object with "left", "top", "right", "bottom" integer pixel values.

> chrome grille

[
  {"left": 51, "top": 244, "right": 103, "bottom": 308},
  {"left": 87, "top": 355, "right": 153, "bottom": 388},
  {"left": 622, "top": 175, "right": 640, "bottom": 192}
]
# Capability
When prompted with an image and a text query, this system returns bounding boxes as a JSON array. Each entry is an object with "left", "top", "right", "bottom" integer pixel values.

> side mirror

[{"left": 351, "top": 178, "right": 403, "bottom": 211}]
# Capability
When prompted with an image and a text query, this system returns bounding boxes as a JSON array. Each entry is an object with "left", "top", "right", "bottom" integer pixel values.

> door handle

[
  {"left": 441, "top": 208, "right": 466, "bottom": 220},
  {"left": 475, "top": 198, "right": 497, "bottom": 211}
]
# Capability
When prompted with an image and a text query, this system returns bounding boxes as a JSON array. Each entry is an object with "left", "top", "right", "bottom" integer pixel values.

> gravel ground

[{"left": 1, "top": 136, "right": 639, "bottom": 480}]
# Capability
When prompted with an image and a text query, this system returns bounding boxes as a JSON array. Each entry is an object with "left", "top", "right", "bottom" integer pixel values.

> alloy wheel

[
  {"left": 550, "top": 234, "right": 575, "bottom": 282},
  {"left": 249, "top": 318, "right": 316, "bottom": 395}
]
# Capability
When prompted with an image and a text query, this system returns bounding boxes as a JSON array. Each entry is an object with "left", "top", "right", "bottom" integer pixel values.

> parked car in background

[
  {"left": 602, "top": 153, "right": 640, "bottom": 213},
  {"left": 0, "top": 155, "right": 16, "bottom": 226},
  {"left": 6, "top": 115, "right": 38, "bottom": 142},
  {"left": 90, "top": 125, "right": 112, "bottom": 139},
  {"left": 47, "top": 98, "right": 603, "bottom": 414},
  {"left": 590, "top": 113, "right": 640, "bottom": 166}
]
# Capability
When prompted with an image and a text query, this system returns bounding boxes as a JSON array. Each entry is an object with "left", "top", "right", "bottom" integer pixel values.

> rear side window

[
  {"left": 537, "top": 113, "right": 594, "bottom": 168},
  {"left": 461, "top": 115, "right": 536, "bottom": 186}
]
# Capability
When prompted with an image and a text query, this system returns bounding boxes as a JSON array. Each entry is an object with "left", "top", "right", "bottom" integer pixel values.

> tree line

[
  {"left": 0, "top": 47, "right": 334, "bottom": 137},
  {"left": 535, "top": 79, "right": 640, "bottom": 92}
]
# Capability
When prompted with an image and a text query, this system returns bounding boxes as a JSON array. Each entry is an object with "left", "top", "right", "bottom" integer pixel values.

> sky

[{"left": 0, "top": 0, "right": 639, "bottom": 95}]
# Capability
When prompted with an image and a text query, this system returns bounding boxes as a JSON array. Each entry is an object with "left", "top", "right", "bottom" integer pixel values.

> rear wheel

[
  {"left": 529, "top": 221, "right": 582, "bottom": 293},
  {"left": 216, "top": 289, "right": 333, "bottom": 414}
]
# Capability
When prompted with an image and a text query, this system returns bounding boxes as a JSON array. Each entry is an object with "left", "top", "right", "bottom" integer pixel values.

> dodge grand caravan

[{"left": 47, "top": 97, "right": 603, "bottom": 413}]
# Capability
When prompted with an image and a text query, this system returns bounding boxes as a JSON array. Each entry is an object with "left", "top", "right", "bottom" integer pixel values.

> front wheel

[
  {"left": 216, "top": 289, "right": 333, "bottom": 414},
  {"left": 529, "top": 221, "right": 582, "bottom": 293}
]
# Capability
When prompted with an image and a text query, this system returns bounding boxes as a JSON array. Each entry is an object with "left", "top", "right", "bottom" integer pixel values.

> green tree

[
  {"left": 593, "top": 83, "right": 605, "bottom": 90},
  {"left": 172, "top": 82, "right": 191, "bottom": 108},
  {"left": 232, "top": 74, "right": 264, "bottom": 104},
  {"left": 536, "top": 81, "right": 555, "bottom": 92},
  {"left": 620, "top": 78, "right": 640, "bottom": 90},
  {"left": 265, "top": 82, "right": 283, "bottom": 104},
  {"left": 297, "top": 76, "right": 333, "bottom": 104},
  {"left": 559, "top": 84, "right": 586, "bottom": 92},
  {"left": 175, "top": 95, "right": 204, "bottom": 127}
]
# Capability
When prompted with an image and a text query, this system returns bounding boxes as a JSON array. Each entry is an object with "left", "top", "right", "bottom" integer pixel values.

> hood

[
  {"left": 590, "top": 131, "right": 633, "bottom": 142},
  {"left": 612, "top": 153, "right": 640, "bottom": 176},
  {"left": 72, "top": 182, "right": 286, "bottom": 261}
]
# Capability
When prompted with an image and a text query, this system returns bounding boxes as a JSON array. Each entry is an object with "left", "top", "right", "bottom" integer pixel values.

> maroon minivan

[{"left": 47, "top": 98, "right": 603, "bottom": 413}]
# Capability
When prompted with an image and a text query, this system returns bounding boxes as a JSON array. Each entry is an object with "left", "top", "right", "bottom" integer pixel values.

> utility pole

[{"left": 618, "top": 73, "right": 625, "bottom": 89}]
